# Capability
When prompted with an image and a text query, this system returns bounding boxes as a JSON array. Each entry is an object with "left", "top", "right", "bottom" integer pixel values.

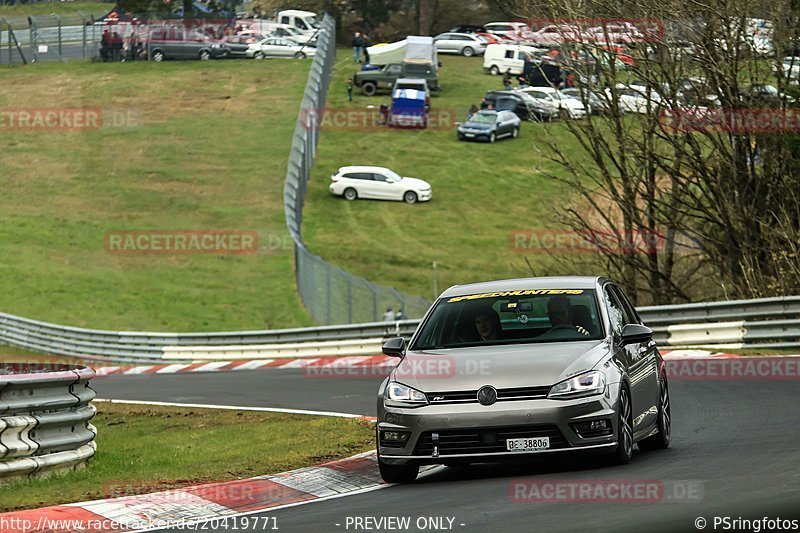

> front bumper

[{"left": 377, "top": 383, "right": 620, "bottom": 465}]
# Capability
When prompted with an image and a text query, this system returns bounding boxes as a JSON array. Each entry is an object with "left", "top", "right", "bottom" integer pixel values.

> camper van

[
  {"left": 483, "top": 43, "right": 541, "bottom": 75},
  {"left": 276, "top": 10, "right": 321, "bottom": 35}
]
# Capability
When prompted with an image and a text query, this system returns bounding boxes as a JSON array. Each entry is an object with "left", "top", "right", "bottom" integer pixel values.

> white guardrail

[
  {"left": 1, "top": 296, "right": 799, "bottom": 362},
  {"left": 0, "top": 363, "right": 96, "bottom": 483}
]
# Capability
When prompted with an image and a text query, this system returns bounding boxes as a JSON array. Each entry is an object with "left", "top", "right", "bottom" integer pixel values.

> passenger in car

[{"left": 539, "top": 295, "right": 590, "bottom": 339}]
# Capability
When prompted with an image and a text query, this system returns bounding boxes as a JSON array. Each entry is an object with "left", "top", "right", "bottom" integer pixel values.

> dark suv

[
  {"left": 481, "top": 90, "right": 558, "bottom": 121},
  {"left": 354, "top": 61, "right": 441, "bottom": 96}
]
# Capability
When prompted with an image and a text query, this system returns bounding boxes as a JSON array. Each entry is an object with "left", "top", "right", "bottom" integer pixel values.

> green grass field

[
  {"left": 302, "top": 51, "right": 598, "bottom": 301},
  {"left": 0, "top": 402, "right": 374, "bottom": 511},
  {"left": 0, "top": 1, "right": 110, "bottom": 28},
  {"left": 0, "top": 59, "right": 314, "bottom": 331}
]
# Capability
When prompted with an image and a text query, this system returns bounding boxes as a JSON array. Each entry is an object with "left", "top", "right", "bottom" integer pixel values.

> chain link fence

[{"left": 283, "top": 13, "right": 431, "bottom": 325}]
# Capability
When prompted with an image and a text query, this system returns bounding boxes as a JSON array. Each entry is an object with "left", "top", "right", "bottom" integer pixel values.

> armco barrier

[
  {"left": 0, "top": 363, "right": 97, "bottom": 483},
  {"left": 1, "top": 297, "right": 799, "bottom": 362}
]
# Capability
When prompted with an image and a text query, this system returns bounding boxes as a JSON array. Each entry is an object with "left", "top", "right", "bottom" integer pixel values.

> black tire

[
  {"left": 199, "top": 50, "right": 211, "bottom": 61},
  {"left": 462, "top": 46, "right": 474, "bottom": 57},
  {"left": 403, "top": 191, "right": 418, "bottom": 204},
  {"left": 254, "top": 51, "right": 265, "bottom": 60},
  {"left": 378, "top": 458, "right": 419, "bottom": 484},
  {"left": 361, "top": 81, "right": 377, "bottom": 96},
  {"left": 294, "top": 51, "right": 306, "bottom": 59},
  {"left": 343, "top": 188, "right": 358, "bottom": 201},
  {"left": 488, "top": 132, "right": 496, "bottom": 143},
  {"left": 638, "top": 375, "right": 671, "bottom": 451},
  {"left": 607, "top": 385, "right": 633, "bottom": 465},
  {"left": 151, "top": 50, "right": 165, "bottom": 62},
  {"left": 489, "top": 64, "right": 500, "bottom": 75},
  {"left": 512, "top": 127, "right": 519, "bottom": 138}
]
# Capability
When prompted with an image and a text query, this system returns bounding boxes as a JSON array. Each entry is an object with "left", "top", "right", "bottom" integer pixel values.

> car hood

[
  {"left": 393, "top": 340, "right": 609, "bottom": 391},
  {"left": 460, "top": 121, "right": 493, "bottom": 130},
  {"left": 400, "top": 177, "right": 431, "bottom": 189}
]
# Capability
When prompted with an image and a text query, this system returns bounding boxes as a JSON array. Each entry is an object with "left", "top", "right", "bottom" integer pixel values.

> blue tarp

[{"left": 391, "top": 88, "right": 426, "bottom": 116}]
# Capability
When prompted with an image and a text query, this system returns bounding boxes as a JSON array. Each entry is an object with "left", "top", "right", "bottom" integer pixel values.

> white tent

[
  {"left": 366, "top": 35, "right": 436, "bottom": 66},
  {"left": 366, "top": 40, "right": 406, "bottom": 66}
]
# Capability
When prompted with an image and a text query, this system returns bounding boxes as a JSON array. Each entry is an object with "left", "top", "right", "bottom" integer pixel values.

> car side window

[
  {"left": 604, "top": 287, "right": 626, "bottom": 335},
  {"left": 372, "top": 173, "right": 388, "bottom": 182},
  {"left": 505, "top": 50, "right": 514, "bottom": 58},
  {"left": 387, "top": 65, "right": 402, "bottom": 74},
  {"left": 611, "top": 286, "right": 641, "bottom": 325}
]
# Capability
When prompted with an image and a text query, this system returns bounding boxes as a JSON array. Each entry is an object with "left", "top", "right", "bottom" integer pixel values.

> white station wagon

[{"left": 329, "top": 166, "right": 432, "bottom": 204}]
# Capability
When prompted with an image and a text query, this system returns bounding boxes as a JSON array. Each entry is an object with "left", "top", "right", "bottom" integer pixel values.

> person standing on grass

[
  {"left": 362, "top": 34, "right": 371, "bottom": 64},
  {"left": 382, "top": 308, "right": 395, "bottom": 321},
  {"left": 352, "top": 31, "right": 363, "bottom": 63},
  {"left": 503, "top": 68, "right": 513, "bottom": 90},
  {"left": 347, "top": 78, "right": 353, "bottom": 102}
]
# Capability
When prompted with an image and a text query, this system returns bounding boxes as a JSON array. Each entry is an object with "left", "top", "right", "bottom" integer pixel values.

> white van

[
  {"left": 483, "top": 43, "right": 540, "bottom": 75},
  {"left": 277, "top": 10, "right": 321, "bottom": 35}
]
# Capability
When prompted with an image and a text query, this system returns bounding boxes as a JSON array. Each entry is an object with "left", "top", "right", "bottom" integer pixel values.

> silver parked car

[
  {"left": 376, "top": 276, "right": 671, "bottom": 483},
  {"left": 433, "top": 32, "right": 487, "bottom": 56}
]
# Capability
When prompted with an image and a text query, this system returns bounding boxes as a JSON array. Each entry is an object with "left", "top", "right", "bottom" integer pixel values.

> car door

[
  {"left": 611, "top": 284, "right": 659, "bottom": 434},
  {"left": 604, "top": 285, "right": 657, "bottom": 436},
  {"left": 381, "top": 64, "right": 403, "bottom": 89},
  {"left": 368, "top": 172, "right": 399, "bottom": 200},
  {"left": 343, "top": 173, "right": 375, "bottom": 199},
  {"left": 435, "top": 33, "right": 455, "bottom": 53},
  {"left": 496, "top": 111, "right": 513, "bottom": 135}
]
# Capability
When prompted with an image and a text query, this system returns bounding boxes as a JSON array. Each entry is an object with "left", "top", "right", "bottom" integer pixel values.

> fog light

[
  {"left": 380, "top": 430, "right": 410, "bottom": 447},
  {"left": 572, "top": 419, "right": 613, "bottom": 438}
]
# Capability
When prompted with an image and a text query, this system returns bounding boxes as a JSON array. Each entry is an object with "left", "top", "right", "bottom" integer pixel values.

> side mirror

[
  {"left": 382, "top": 337, "right": 406, "bottom": 357},
  {"left": 619, "top": 324, "right": 653, "bottom": 347}
]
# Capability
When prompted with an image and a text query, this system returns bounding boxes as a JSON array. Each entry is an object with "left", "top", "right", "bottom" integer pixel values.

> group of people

[
  {"left": 502, "top": 68, "right": 529, "bottom": 90},
  {"left": 351, "top": 31, "right": 371, "bottom": 64},
  {"left": 100, "top": 30, "right": 144, "bottom": 62},
  {"left": 382, "top": 308, "right": 405, "bottom": 321}
]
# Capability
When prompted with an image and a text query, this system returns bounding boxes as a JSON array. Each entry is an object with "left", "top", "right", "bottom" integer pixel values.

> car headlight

[
  {"left": 386, "top": 382, "right": 428, "bottom": 404},
  {"left": 548, "top": 371, "right": 606, "bottom": 399}
]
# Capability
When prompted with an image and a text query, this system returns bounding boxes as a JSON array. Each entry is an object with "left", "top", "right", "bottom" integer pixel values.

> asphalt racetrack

[{"left": 95, "top": 369, "right": 800, "bottom": 533}]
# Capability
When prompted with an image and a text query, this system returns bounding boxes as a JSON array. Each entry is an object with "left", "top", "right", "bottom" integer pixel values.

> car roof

[
  {"left": 337, "top": 165, "right": 390, "bottom": 173},
  {"left": 439, "top": 276, "right": 605, "bottom": 298}
]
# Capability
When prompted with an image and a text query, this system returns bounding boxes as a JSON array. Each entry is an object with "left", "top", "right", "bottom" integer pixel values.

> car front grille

[
  {"left": 425, "top": 385, "right": 550, "bottom": 405},
  {"left": 412, "top": 424, "right": 569, "bottom": 456}
]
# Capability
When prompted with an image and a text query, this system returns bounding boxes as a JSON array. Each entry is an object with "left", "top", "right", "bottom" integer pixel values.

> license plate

[
  {"left": 506, "top": 437, "right": 550, "bottom": 452},
  {"left": 465, "top": 133, "right": 475, "bottom": 137}
]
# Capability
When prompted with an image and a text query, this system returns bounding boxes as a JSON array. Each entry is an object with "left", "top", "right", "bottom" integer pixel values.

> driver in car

[
  {"left": 474, "top": 308, "right": 501, "bottom": 341},
  {"left": 538, "top": 295, "right": 590, "bottom": 340}
]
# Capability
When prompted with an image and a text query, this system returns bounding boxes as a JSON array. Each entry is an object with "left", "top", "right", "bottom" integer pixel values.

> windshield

[
  {"left": 411, "top": 289, "right": 604, "bottom": 350},
  {"left": 469, "top": 113, "right": 497, "bottom": 124}
]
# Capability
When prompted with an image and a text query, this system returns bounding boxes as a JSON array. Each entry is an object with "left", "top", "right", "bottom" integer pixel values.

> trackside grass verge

[
  {"left": 0, "top": 59, "right": 313, "bottom": 331},
  {"left": 0, "top": 402, "right": 375, "bottom": 512}
]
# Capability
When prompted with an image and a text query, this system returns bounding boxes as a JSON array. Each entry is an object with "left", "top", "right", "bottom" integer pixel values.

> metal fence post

[
  {"left": 347, "top": 277, "right": 352, "bottom": 323},
  {"left": 325, "top": 262, "right": 332, "bottom": 325},
  {"left": 52, "top": 13, "right": 61, "bottom": 60}
]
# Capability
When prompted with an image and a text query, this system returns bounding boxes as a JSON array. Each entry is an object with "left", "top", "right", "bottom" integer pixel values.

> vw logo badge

[{"left": 477, "top": 385, "right": 497, "bottom": 406}]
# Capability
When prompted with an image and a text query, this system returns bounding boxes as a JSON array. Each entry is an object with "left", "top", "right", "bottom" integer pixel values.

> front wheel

[
  {"left": 639, "top": 376, "right": 671, "bottom": 450},
  {"left": 607, "top": 386, "right": 633, "bottom": 465},
  {"left": 488, "top": 132, "right": 496, "bottom": 143},
  {"left": 151, "top": 50, "right": 165, "bottom": 62},
  {"left": 512, "top": 127, "right": 519, "bottom": 138},
  {"left": 199, "top": 50, "right": 211, "bottom": 61},
  {"left": 489, "top": 65, "right": 500, "bottom": 75},
  {"left": 403, "top": 191, "right": 418, "bottom": 204},
  {"left": 294, "top": 51, "right": 306, "bottom": 59},
  {"left": 254, "top": 51, "right": 265, "bottom": 60},
  {"left": 378, "top": 459, "right": 419, "bottom": 484},
  {"left": 361, "top": 81, "right": 377, "bottom": 96}
]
